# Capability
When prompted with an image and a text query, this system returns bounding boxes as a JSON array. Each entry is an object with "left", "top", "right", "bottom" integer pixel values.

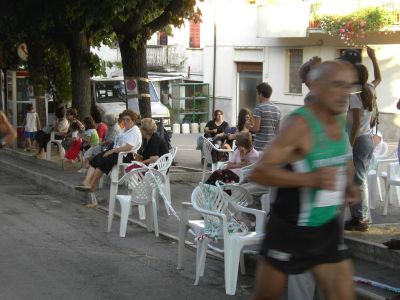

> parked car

[{"left": 91, "top": 77, "right": 171, "bottom": 130}]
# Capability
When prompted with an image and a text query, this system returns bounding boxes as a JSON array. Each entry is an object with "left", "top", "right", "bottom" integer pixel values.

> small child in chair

[{"left": 64, "top": 122, "right": 82, "bottom": 163}]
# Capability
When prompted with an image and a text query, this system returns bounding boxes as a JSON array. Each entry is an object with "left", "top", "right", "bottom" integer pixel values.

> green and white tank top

[{"left": 272, "top": 107, "right": 351, "bottom": 227}]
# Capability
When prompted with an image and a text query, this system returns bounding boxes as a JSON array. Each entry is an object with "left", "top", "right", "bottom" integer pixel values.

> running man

[
  {"left": 0, "top": 110, "right": 17, "bottom": 148},
  {"left": 250, "top": 61, "right": 359, "bottom": 300}
]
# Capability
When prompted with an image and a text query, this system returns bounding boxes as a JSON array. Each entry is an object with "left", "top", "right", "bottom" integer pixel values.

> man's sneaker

[
  {"left": 77, "top": 168, "right": 87, "bottom": 173},
  {"left": 344, "top": 218, "right": 369, "bottom": 232}
]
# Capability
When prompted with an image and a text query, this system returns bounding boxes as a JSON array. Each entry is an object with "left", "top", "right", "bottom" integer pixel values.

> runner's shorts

[{"left": 260, "top": 213, "right": 348, "bottom": 274}]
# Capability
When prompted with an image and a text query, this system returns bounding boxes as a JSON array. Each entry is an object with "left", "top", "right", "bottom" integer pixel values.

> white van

[{"left": 91, "top": 77, "right": 171, "bottom": 129}]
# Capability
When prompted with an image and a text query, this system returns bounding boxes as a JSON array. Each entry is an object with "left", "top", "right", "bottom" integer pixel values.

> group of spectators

[
  {"left": 198, "top": 82, "right": 281, "bottom": 186},
  {"left": 18, "top": 103, "right": 170, "bottom": 193}
]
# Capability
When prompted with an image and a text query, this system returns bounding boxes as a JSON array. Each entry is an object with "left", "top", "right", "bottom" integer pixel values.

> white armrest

[
  {"left": 191, "top": 205, "right": 229, "bottom": 237},
  {"left": 231, "top": 204, "right": 267, "bottom": 234}
]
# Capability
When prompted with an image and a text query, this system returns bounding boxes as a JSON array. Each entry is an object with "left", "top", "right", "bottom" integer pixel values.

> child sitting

[
  {"left": 64, "top": 122, "right": 82, "bottom": 163},
  {"left": 206, "top": 131, "right": 259, "bottom": 185},
  {"left": 78, "top": 116, "right": 100, "bottom": 172}
]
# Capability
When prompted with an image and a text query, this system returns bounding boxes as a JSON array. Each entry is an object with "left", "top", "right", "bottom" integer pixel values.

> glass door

[{"left": 237, "top": 71, "right": 262, "bottom": 111}]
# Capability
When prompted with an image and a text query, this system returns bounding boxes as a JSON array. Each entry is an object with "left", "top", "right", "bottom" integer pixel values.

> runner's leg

[
  {"left": 311, "top": 259, "right": 355, "bottom": 300},
  {"left": 252, "top": 259, "right": 287, "bottom": 300}
]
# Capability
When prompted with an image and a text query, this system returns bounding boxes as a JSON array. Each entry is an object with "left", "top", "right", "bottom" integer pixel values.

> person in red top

[{"left": 91, "top": 106, "right": 108, "bottom": 141}]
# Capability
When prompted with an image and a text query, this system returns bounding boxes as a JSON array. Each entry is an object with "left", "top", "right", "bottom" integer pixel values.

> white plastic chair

[
  {"left": 106, "top": 144, "right": 142, "bottom": 232},
  {"left": 46, "top": 131, "right": 65, "bottom": 160},
  {"left": 367, "top": 145, "right": 398, "bottom": 209},
  {"left": 201, "top": 137, "right": 233, "bottom": 182},
  {"left": 382, "top": 162, "right": 400, "bottom": 215},
  {"left": 177, "top": 183, "right": 267, "bottom": 295},
  {"left": 169, "top": 146, "right": 178, "bottom": 160},
  {"left": 114, "top": 167, "right": 167, "bottom": 237},
  {"left": 149, "top": 153, "right": 173, "bottom": 212}
]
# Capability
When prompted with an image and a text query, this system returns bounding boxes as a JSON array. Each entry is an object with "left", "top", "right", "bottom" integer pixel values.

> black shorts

[
  {"left": 260, "top": 213, "right": 348, "bottom": 274},
  {"left": 90, "top": 151, "right": 134, "bottom": 175}
]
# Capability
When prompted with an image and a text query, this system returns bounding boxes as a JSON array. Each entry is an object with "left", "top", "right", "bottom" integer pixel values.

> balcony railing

[
  {"left": 147, "top": 45, "right": 185, "bottom": 67},
  {"left": 308, "top": 0, "right": 400, "bottom": 29}
]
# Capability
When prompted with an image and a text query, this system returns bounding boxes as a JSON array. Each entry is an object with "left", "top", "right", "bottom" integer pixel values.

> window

[
  {"left": 189, "top": 20, "right": 200, "bottom": 48},
  {"left": 288, "top": 49, "right": 303, "bottom": 94},
  {"left": 158, "top": 31, "right": 168, "bottom": 46}
]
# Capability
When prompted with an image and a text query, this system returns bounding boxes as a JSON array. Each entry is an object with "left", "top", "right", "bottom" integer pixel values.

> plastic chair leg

[
  {"left": 46, "top": 143, "right": 51, "bottom": 160},
  {"left": 395, "top": 186, "right": 400, "bottom": 207},
  {"left": 377, "top": 177, "right": 383, "bottom": 202},
  {"left": 177, "top": 223, "right": 188, "bottom": 270},
  {"left": 139, "top": 205, "right": 146, "bottom": 220},
  {"left": 145, "top": 204, "right": 153, "bottom": 232},
  {"left": 202, "top": 160, "right": 207, "bottom": 183},
  {"left": 107, "top": 182, "right": 118, "bottom": 232},
  {"left": 224, "top": 239, "right": 241, "bottom": 295},
  {"left": 239, "top": 251, "right": 246, "bottom": 275},
  {"left": 98, "top": 175, "right": 104, "bottom": 189},
  {"left": 383, "top": 185, "right": 390, "bottom": 216},
  {"left": 151, "top": 199, "right": 159, "bottom": 237},
  {"left": 119, "top": 200, "right": 131, "bottom": 237},
  {"left": 194, "top": 237, "right": 208, "bottom": 285},
  {"left": 260, "top": 193, "right": 270, "bottom": 213}
]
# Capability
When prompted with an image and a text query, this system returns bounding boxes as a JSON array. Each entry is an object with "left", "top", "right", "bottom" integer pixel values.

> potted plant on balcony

[{"left": 318, "top": 7, "right": 396, "bottom": 46}]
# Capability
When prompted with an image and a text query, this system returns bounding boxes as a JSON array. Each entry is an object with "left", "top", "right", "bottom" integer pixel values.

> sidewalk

[{"left": 1, "top": 140, "right": 400, "bottom": 299}]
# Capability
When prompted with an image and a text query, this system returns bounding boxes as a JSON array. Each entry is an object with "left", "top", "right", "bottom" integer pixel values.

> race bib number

[{"left": 315, "top": 166, "right": 346, "bottom": 207}]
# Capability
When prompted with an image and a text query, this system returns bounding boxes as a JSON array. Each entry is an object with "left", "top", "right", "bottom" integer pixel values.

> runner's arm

[{"left": 0, "top": 111, "right": 17, "bottom": 147}]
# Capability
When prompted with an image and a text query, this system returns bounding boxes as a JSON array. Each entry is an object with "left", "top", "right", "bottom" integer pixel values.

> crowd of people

[
  {"left": 0, "top": 102, "right": 169, "bottom": 194},
  {"left": 0, "top": 45, "right": 396, "bottom": 299}
]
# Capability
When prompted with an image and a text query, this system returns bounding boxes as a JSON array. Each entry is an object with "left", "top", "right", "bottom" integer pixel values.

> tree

[{"left": 110, "top": 0, "right": 200, "bottom": 118}]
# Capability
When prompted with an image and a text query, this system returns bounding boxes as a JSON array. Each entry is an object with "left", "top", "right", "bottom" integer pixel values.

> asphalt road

[{"left": 0, "top": 169, "right": 253, "bottom": 300}]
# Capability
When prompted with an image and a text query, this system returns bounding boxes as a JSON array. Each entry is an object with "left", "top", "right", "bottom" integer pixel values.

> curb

[{"left": 346, "top": 235, "right": 400, "bottom": 271}]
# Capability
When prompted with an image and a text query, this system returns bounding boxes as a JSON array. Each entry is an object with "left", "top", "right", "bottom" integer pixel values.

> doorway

[{"left": 237, "top": 62, "right": 262, "bottom": 113}]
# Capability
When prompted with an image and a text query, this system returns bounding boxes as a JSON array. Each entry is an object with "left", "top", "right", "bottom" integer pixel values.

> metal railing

[{"left": 147, "top": 45, "right": 184, "bottom": 67}]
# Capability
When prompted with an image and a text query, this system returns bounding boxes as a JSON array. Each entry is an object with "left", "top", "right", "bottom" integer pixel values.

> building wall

[{"left": 93, "top": 0, "right": 400, "bottom": 140}]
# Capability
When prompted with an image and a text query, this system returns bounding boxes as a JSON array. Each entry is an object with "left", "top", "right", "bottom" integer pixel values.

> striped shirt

[{"left": 253, "top": 102, "right": 281, "bottom": 151}]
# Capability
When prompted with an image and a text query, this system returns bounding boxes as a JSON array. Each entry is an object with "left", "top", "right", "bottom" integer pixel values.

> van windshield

[{"left": 94, "top": 80, "right": 159, "bottom": 103}]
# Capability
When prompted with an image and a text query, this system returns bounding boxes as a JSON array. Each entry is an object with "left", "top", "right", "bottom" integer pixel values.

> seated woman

[
  {"left": 206, "top": 131, "right": 259, "bottom": 185},
  {"left": 36, "top": 106, "right": 69, "bottom": 159},
  {"left": 88, "top": 113, "right": 122, "bottom": 158},
  {"left": 218, "top": 108, "right": 255, "bottom": 150},
  {"left": 135, "top": 118, "right": 169, "bottom": 165},
  {"left": 74, "top": 109, "right": 141, "bottom": 192},
  {"left": 91, "top": 105, "right": 108, "bottom": 142},
  {"left": 196, "top": 109, "right": 229, "bottom": 150}
]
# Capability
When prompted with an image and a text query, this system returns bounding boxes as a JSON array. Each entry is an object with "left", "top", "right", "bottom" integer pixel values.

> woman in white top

[
  {"left": 346, "top": 47, "right": 381, "bottom": 231},
  {"left": 75, "top": 109, "right": 142, "bottom": 192}
]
